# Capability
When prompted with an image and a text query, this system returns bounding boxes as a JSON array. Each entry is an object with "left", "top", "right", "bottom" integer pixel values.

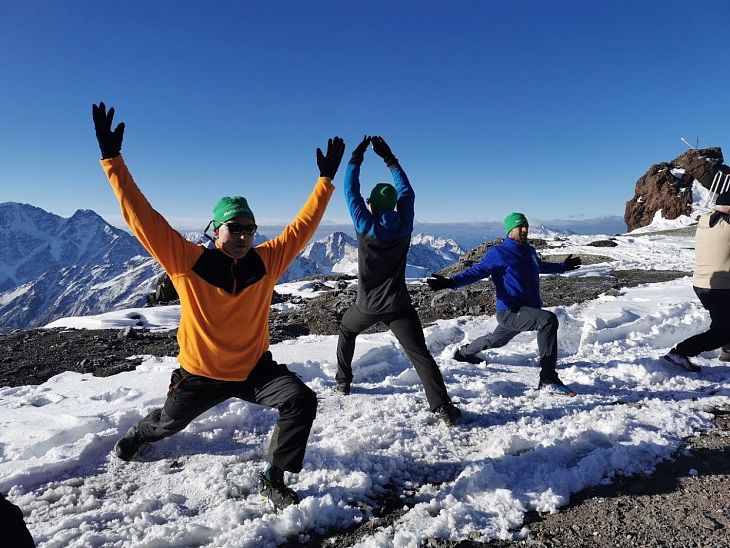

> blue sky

[{"left": 1, "top": 0, "right": 728, "bottom": 230}]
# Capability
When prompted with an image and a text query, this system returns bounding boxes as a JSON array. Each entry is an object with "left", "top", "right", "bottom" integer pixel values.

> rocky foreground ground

[{"left": 2, "top": 234, "right": 728, "bottom": 546}]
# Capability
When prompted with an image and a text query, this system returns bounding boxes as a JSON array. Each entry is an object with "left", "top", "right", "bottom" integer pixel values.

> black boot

[
  {"left": 335, "top": 380, "right": 351, "bottom": 395},
  {"left": 114, "top": 426, "right": 148, "bottom": 461},
  {"left": 453, "top": 348, "right": 484, "bottom": 365},
  {"left": 538, "top": 369, "right": 576, "bottom": 397},
  {"left": 258, "top": 466, "right": 300, "bottom": 510},
  {"left": 435, "top": 402, "right": 463, "bottom": 425}
]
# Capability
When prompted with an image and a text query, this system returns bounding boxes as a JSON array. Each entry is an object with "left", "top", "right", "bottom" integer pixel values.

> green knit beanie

[
  {"left": 368, "top": 183, "right": 398, "bottom": 212},
  {"left": 211, "top": 196, "right": 255, "bottom": 229},
  {"left": 504, "top": 212, "right": 528, "bottom": 234}
]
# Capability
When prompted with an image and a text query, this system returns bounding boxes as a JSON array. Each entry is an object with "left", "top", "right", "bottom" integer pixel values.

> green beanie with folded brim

[
  {"left": 211, "top": 196, "right": 255, "bottom": 229},
  {"left": 368, "top": 183, "right": 398, "bottom": 212},
  {"left": 504, "top": 212, "right": 529, "bottom": 234}
]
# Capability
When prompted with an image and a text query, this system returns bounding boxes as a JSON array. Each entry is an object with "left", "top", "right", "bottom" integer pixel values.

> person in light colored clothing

[{"left": 664, "top": 190, "right": 730, "bottom": 372}]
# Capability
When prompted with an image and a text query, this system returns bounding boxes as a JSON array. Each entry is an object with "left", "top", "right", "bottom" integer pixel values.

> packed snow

[{"left": 2, "top": 227, "right": 729, "bottom": 547}]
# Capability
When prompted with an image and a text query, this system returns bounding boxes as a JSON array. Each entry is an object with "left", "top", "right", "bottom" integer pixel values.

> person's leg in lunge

[
  {"left": 496, "top": 307, "right": 572, "bottom": 393},
  {"left": 116, "top": 368, "right": 232, "bottom": 461},
  {"left": 335, "top": 304, "right": 379, "bottom": 393},
  {"left": 388, "top": 306, "right": 462, "bottom": 424},
  {"left": 674, "top": 288, "right": 730, "bottom": 359},
  {"left": 234, "top": 352, "right": 318, "bottom": 509},
  {"left": 456, "top": 314, "right": 521, "bottom": 363}
]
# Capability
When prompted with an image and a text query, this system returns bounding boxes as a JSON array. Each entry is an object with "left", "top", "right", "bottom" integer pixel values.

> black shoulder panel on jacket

[{"left": 191, "top": 247, "right": 266, "bottom": 294}]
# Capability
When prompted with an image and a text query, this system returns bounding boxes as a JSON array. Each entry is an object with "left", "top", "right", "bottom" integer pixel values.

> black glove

[
  {"left": 371, "top": 136, "right": 398, "bottom": 167},
  {"left": 349, "top": 135, "right": 370, "bottom": 165},
  {"left": 317, "top": 137, "right": 345, "bottom": 179},
  {"left": 426, "top": 274, "right": 455, "bottom": 291},
  {"left": 564, "top": 254, "right": 582, "bottom": 271},
  {"left": 92, "top": 102, "right": 125, "bottom": 159}
]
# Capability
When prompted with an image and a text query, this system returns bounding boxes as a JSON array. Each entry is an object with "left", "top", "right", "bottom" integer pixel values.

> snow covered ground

[{"left": 2, "top": 229, "right": 729, "bottom": 547}]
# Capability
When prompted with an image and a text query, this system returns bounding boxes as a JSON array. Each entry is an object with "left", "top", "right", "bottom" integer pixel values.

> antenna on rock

[{"left": 680, "top": 137, "right": 696, "bottom": 150}]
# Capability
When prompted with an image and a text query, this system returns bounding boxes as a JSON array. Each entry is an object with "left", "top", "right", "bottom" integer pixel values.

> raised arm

[
  {"left": 93, "top": 102, "right": 197, "bottom": 275},
  {"left": 263, "top": 137, "right": 344, "bottom": 277},
  {"left": 371, "top": 136, "right": 414, "bottom": 231},
  {"left": 344, "top": 136, "right": 374, "bottom": 234}
]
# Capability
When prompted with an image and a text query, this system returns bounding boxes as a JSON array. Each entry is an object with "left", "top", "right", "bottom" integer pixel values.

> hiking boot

[
  {"left": 258, "top": 472, "right": 300, "bottom": 510},
  {"left": 452, "top": 349, "right": 484, "bottom": 365},
  {"left": 114, "top": 426, "right": 147, "bottom": 461},
  {"left": 720, "top": 349, "right": 730, "bottom": 362},
  {"left": 335, "top": 381, "right": 351, "bottom": 395},
  {"left": 537, "top": 379, "right": 577, "bottom": 397},
  {"left": 435, "top": 402, "right": 463, "bottom": 425},
  {"left": 663, "top": 350, "right": 701, "bottom": 373},
  {"left": 538, "top": 371, "right": 576, "bottom": 397}
]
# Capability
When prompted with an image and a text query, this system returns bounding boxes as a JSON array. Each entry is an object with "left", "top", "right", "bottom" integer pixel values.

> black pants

[
  {"left": 336, "top": 304, "right": 451, "bottom": 411},
  {"left": 676, "top": 287, "right": 730, "bottom": 357},
  {"left": 462, "top": 306, "right": 560, "bottom": 379},
  {"left": 137, "top": 352, "right": 317, "bottom": 473}
]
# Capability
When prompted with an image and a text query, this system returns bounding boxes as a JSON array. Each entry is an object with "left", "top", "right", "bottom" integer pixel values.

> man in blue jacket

[
  {"left": 335, "top": 136, "right": 462, "bottom": 425},
  {"left": 427, "top": 213, "right": 581, "bottom": 396}
]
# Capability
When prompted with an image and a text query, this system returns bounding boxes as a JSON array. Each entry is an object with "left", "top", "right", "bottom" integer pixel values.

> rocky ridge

[{"left": 624, "top": 147, "right": 729, "bottom": 231}]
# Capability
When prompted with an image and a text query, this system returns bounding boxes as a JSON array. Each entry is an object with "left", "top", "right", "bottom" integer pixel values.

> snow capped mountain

[
  {"left": 529, "top": 224, "right": 577, "bottom": 239},
  {"left": 407, "top": 233, "right": 464, "bottom": 277},
  {"left": 301, "top": 231, "right": 359, "bottom": 274},
  {"left": 0, "top": 203, "right": 160, "bottom": 333},
  {"left": 277, "top": 231, "right": 357, "bottom": 282}
]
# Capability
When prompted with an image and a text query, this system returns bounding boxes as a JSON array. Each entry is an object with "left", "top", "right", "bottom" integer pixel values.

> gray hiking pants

[
  {"left": 336, "top": 304, "right": 451, "bottom": 411},
  {"left": 462, "top": 306, "right": 560, "bottom": 378},
  {"left": 136, "top": 352, "right": 317, "bottom": 473}
]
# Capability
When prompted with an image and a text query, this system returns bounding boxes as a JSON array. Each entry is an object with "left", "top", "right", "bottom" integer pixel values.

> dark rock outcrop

[
  {"left": 674, "top": 147, "right": 726, "bottom": 188},
  {"left": 624, "top": 148, "right": 728, "bottom": 232}
]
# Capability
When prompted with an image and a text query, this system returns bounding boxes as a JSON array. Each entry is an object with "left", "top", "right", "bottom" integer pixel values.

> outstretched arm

[
  {"left": 264, "top": 137, "right": 344, "bottom": 277},
  {"left": 427, "top": 249, "right": 502, "bottom": 291},
  {"left": 538, "top": 253, "right": 580, "bottom": 274},
  {"left": 93, "top": 102, "right": 197, "bottom": 275},
  {"left": 451, "top": 248, "right": 503, "bottom": 288}
]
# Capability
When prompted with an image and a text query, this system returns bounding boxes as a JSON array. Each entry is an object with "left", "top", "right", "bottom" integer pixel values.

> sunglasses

[{"left": 223, "top": 222, "right": 257, "bottom": 235}]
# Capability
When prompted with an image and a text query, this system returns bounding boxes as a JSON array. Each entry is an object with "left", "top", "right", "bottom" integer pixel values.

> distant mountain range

[
  {"left": 0, "top": 203, "right": 161, "bottom": 333},
  {"left": 0, "top": 203, "right": 465, "bottom": 332},
  {"left": 279, "top": 231, "right": 464, "bottom": 282}
]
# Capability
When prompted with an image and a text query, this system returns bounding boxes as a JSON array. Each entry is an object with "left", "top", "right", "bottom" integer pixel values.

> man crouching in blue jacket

[
  {"left": 335, "top": 136, "right": 462, "bottom": 425},
  {"left": 427, "top": 213, "right": 581, "bottom": 396}
]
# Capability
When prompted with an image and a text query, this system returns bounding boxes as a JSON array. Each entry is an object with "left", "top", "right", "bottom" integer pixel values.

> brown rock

[
  {"left": 624, "top": 163, "right": 692, "bottom": 231},
  {"left": 673, "top": 147, "right": 724, "bottom": 188},
  {"left": 624, "top": 147, "right": 729, "bottom": 232}
]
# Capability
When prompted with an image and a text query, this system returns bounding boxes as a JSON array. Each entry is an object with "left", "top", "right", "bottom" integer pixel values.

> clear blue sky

[{"left": 1, "top": 0, "right": 728, "bottom": 229}]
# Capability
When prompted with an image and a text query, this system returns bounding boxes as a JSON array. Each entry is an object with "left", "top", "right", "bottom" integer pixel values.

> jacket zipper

[{"left": 231, "top": 258, "right": 237, "bottom": 294}]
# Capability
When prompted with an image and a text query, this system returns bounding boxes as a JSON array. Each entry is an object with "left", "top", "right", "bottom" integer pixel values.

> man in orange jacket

[{"left": 92, "top": 102, "right": 344, "bottom": 510}]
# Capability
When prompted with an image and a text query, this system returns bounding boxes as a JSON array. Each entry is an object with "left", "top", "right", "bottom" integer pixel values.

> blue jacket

[
  {"left": 345, "top": 161, "right": 414, "bottom": 314},
  {"left": 451, "top": 237, "right": 566, "bottom": 311}
]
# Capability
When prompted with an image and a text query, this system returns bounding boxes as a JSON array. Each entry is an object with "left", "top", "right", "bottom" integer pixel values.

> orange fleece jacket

[{"left": 101, "top": 156, "right": 334, "bottom": 380}]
